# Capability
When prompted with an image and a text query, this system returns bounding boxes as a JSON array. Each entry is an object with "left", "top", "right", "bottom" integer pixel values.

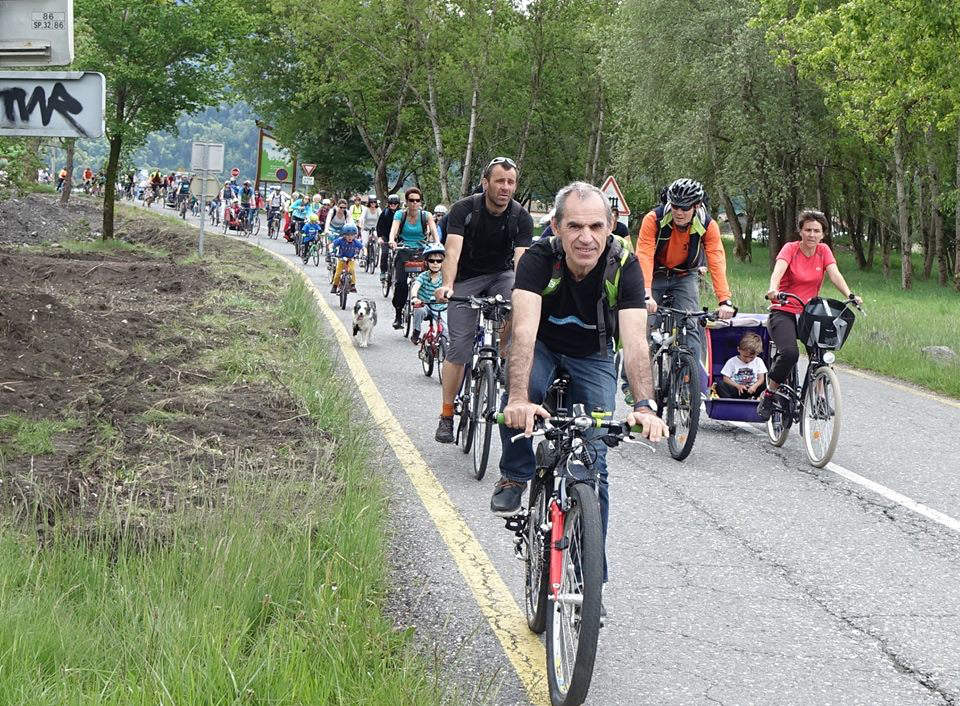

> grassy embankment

[
  {"left": 722, "top": 243, "right": 960, "bottom": 398},
  {"left": 0, "top": 228, "right": 448, "bottom": 703}
]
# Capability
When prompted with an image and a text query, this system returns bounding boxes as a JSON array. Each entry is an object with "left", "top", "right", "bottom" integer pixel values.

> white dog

[{"left": 352, "top": 299, "right": 377, "bottom": 348}]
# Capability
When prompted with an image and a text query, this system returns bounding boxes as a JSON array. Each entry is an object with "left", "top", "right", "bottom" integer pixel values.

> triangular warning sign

[
  {"left": 302, "top": 163, "right": 317, "bottom": 177},
  {"left": 600, "top": 176, "right": 630, "bottom": 216}
]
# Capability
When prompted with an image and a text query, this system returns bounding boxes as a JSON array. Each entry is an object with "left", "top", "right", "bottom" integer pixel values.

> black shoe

[
  {"left": 411, "top": 332, "right": 420, "bottom": 345},
  {"left": 756, "top": 393, "right": 776, "bottom": 421},
  {"left": 491, "top": 477, "right": 526, "bottom": 517},
  {"left": 392, "top": 317, "right": 403, "bottom": 330},
  {"left": 330, "top": 284, "right": 338, "bottom": 293},
  {"left": 435, "top": 416, "right": 454, "bottom": 443}
]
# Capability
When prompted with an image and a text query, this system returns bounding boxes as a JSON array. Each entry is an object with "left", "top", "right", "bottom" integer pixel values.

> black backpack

[{"left": 462, "top": 193, "right": 520, "bottom": 243}]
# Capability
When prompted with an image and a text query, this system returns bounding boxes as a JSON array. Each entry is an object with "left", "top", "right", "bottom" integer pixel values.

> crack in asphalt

[{"left": 643, "top": 462, "right": 956, "bottom": 705}]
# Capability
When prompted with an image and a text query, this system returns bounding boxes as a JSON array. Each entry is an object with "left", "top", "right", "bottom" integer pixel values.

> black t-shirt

[
  {"left": 514, "top": 238, "right": 646, "bottom": 357},
  {"left": 446, "top": 195, "right": 534, "bottom": 281},
  {"left": 612, "top": 221, "right": 629, "bottom": 238}
]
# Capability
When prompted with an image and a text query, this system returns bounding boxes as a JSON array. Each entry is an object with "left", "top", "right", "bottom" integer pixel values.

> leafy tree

[{"left": 75, "top": 0, "right": 248, "bottom": 238}]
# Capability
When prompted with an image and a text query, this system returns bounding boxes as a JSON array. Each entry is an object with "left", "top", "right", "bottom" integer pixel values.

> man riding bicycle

[
  {"left": 636, "top": 179, "right": 736, "bottom": 366},
  {"left": 377, "top": 194, "right": 402, "bottom": 282},
  {"left": 495, "top": 181, "right": 668, "bottom": 570},
  {"left": 238, "top": 180, "right": 256, "bottom": 228},
  {"left": 433, "top": 157, "right": 534, "bottom": 443}
]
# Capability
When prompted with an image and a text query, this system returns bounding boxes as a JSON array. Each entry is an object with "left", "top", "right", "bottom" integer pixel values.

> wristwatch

[
  {"left": 633, "top": 399, "right": 656, "bottom": 412},
  {"left": 718, "top": 299, "right": 734, "bottom": 307}
]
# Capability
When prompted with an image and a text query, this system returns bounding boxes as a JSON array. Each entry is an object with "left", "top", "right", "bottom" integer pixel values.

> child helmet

[
  {"left": 423, "top": 242, "right": 445, "bottom": 257},
  {"left": 308, "top": 213, "right": 319, "bottom": 223},
  {"left": 341, "top": 223, "right": 359, "bottom": 236}
]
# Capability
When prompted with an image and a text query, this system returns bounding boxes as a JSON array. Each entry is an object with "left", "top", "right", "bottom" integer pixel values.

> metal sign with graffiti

[{"left": 0, "top": 71, "right": 104, "bottom": 137}]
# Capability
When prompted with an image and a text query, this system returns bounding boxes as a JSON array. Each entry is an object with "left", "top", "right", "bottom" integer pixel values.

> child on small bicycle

[
  {"left": 330, "top": 224, "right": 363, "bottom": 293},
  {"left": 716, "top": 332, "right": 767, "bottom": 399},
  {"left": 300, "top": 213, "right": 322, "bottom": 264},
  {"left": 409, "top": 242, "right": 448, "bottom": 346}
]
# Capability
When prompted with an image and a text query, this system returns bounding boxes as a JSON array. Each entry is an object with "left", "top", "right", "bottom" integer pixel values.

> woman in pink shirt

[{"left": 756, "top": 209, "right": 863, "bottom": 420}]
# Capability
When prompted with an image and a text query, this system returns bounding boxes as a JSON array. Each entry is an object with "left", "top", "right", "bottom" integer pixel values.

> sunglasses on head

[{"left": 487, "top": 157, "right": 517, "bottom": 170}]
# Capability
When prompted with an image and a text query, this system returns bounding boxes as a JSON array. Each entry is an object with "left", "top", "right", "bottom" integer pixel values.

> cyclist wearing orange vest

[{"left": 636, "top": 178, "right": 735, "bottom": 364}]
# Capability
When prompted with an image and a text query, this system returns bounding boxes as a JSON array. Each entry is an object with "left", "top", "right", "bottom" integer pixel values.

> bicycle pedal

[{"left": 503, "top": 511, "right": 527, "bottom": 534}]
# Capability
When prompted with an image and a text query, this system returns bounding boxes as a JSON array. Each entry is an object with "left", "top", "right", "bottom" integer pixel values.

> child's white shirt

[{"left": 720, "top": 355, "right": 768, "bottom": 387}]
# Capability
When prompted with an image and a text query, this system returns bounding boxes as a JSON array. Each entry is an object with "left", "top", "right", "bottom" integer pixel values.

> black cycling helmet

[
  {"left": 387, "top": 193, "right": 401, "bottom": 204},
  {"left": 666, "top": 178, "right": 704, "bottom": 209}
]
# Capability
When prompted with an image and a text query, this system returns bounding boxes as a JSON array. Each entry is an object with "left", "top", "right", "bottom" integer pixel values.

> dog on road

[{"left": 352, "top": 299, "right": 377, "bottom": 348}]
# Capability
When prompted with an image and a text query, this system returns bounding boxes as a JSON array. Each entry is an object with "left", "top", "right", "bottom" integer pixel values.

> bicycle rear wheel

[
  {"left": 403, "top": 303, "right": 413, "bottom": 339},
  {"left": 766, "top": 370, "right": 795, "bottom": 447},
  {"left": 472, "top": 361, "right": 496, "bottom": 481},
  {"left": 546, "top": 482, "right": 603, "bottom": 706},
  {"left": 802, "top": 365, "right": 841, "bottom": 468},
  {"left": 525, "top": 468, "right": 551, "bottom": 633},
  {"left": 666, "top": 351, "right": 700, "bottom": 461}
]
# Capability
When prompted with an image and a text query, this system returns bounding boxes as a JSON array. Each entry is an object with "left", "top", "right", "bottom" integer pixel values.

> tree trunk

[
  {"left": 866, "top": 218, "right": 877, "bottom": 270},
  {"left": 881, "top": 222, "right": 893, "bottom": 279},
  {"left": 816, "top": 162, "right": 833, "bottom": 248},
  {"left": 721, "top": 190, "right": 749, "bottom": 262},
  {"left": 923, "top": 126, "right": 943, "bottom": 281},
  {"left": 915, "top": 169, "right": 930, "bottom": 278},
  {"left": 101, "top": 135, "right": 122, "bottom": 239},
  {"left": 58, "top": 138, "right": 75, "bottom": 206},
  {"left": 845, "top": 187, "right": 867, "bottom": 269},
  {"left": 459, "top": 78, "right": 480, "bottom": 200},
  {"left": 588, "top": 89, "right": 605, "bottom": 182},
  {"left": 893, "top": 125, "right": 912, "bottom": 289},
  {"left": 767, "top": 212, "right": 782, "bottom": 269},
  {"left": 955, "top": 117, "right": 960, "bottom": 290}
]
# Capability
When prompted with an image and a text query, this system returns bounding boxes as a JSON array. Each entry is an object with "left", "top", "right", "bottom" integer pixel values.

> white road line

[{"left": 727, "top": 420, "right": 960, "bottom": 534}]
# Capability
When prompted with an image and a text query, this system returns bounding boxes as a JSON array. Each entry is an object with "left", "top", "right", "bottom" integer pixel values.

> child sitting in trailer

[{"left": 716, "top": 332, "right": 767, "bottom": 399}]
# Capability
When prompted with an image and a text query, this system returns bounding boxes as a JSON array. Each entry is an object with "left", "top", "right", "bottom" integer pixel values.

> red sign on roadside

[
  {"left": 600, "top": 176, "right": 631, "bottom": 216},
  {"left": 230, "top": 167, "right": 240, "bottom": 178},
  {"left": 301, "top": 163, "right": 317, "bottom": 177}
]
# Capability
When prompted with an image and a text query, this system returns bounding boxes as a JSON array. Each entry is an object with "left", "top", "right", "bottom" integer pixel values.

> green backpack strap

[{"left": 540, "top": 236, "right": 564, "bottom": 296}]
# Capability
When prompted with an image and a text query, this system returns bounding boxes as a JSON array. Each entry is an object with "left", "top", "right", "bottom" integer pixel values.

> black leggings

[{"left": 768, "top": 310, "right": 800, "bottom": 384}]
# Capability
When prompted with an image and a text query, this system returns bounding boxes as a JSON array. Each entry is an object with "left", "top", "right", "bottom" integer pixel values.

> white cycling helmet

[
  {"left": 322, "top": 198, "right": 331, "bottom": 206},
  {"left": 423, "top": 242, "right": 445, "bottom": 257},
  {"left": 433, "top": 204, "right": 447, "bottom": 216}
]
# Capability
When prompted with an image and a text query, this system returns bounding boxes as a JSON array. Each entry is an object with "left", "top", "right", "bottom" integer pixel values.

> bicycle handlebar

[
  {"left": 493, "top": 412, "right": 649, "bottom": 445},
  {"left": 770, "top": 291, "right": 866, "bottom": 315}
]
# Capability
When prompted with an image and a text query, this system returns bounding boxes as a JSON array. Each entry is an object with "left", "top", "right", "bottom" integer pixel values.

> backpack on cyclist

[
  {"left": 397, "top": 208, "right": 429, "bottom": 238},
  {"left": 541, "top": 234, "right": 631, "bottom": 351},
  {"left": 458, "top": 192, "right": 522, "bottom": 267}
]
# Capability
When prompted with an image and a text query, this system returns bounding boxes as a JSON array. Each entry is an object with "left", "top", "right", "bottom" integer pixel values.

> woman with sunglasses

[
  {"left": 388, "top": 186, "right": 439, "bottom": 328},
  {"left": 409, "top": 242, "right": 448, "bottom": 346}
]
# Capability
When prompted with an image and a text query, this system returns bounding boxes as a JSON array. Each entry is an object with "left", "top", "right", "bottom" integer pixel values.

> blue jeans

[
  {"left": 651, "top": 271, "right": 703, "bottom": 363},
  {"left": 499, "top": 340, "right": 616, "bottom": 578}
]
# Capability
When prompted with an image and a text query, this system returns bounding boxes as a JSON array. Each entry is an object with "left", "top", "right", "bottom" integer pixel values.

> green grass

[
  {"left": 59, "top": 237, "right": 168, "bottom": 258},
  {"left": 0, "top": 415, "right": 80, "bottom": 457},
  {"left": 721, "top": 242, "right": 960, "bottom": 398},
  {"left": 0, "top": 260, "right": 448, "bottom": 703}
]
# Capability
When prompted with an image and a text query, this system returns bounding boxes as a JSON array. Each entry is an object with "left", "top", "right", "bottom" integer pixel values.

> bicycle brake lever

[
  {"left": 622, "top": 436, "right": 656, "bottom": 452},
  {"left": 510, "top": 429, "right": 545, "bottom": 443}
]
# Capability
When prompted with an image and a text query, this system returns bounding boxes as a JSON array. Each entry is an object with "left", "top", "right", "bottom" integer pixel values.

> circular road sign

[
  {"left": 275, "top": 168, "right": 288, "bottom": 181},
  {"left": 230, "top": 167, "right": 240, "bottom": 178}
]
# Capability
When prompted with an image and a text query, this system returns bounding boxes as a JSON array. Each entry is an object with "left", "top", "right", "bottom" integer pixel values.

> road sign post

[
  {"left": 192, "top": 141, "right": 225, "bottom": 258},
  {"left": 0, "top": 0, "right": 75, "bottom": 66}
]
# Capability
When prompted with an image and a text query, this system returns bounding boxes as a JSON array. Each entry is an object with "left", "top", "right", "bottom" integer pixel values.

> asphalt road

[{"left": 176, "top": 209, "right": 960, "bottom": 705}]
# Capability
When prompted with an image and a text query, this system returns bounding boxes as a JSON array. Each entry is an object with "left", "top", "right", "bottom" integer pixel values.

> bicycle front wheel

[
  {"left": 420, "top": 339, "right": 434, "bottom": 378},
  {"left": 546, "top": 482, "right": 603, "bottom": 706},
  {"left": 311, "top": 246, "right": 320, "bottom": 268},
  {"left": 472, "top": 361, "right": 496, "bottom": 481},
  {"left": 436, "top": 339, "right": 446, "bottom": 384},
  {"left": 339, "top": 277, "right": 349, "bottom": 310},
  {"left": 802, "top": 365, "right": 841, "bottom": 468},
  {"left": 458, "top": 371, "right": 474, "bottom": 455},
  {"left": 525, "top": 469, "right": 550, "bottom": 633},
  {"left": 382, "top": 271, "right": 392, "bottom": 299},
  {"left": 666, "top": 351, "right": 701, "bottom": 461}
]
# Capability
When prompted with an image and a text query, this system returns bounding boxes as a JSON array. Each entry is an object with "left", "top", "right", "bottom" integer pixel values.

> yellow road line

[
  {"left": 256, "top": 245, "right": 549, "bottom": 705},
  {"left": 838, "top": 365, "right": 960, "bottom": 410}
]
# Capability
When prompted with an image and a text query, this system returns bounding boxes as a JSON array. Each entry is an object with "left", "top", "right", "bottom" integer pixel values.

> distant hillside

[{"left": 74, "top": 103, "right": 261, "bottom": 180}]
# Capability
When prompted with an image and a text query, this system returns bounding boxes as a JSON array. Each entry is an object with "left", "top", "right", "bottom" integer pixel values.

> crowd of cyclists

[{"left": 265, "top": 160, "right": 863, "bottom": 527}]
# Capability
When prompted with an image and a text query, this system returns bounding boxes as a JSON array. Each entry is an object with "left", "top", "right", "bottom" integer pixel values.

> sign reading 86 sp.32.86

[{"left": 0, "top": 71, "right": 104, "bottom": 138}]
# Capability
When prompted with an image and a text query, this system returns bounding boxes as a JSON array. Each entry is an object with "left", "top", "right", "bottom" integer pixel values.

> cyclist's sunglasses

[
  {"left": 486, "top": 157, "right": 517, "bottom": 170},
  {"left": 426, "top": 258, "right": 443, "bottom": 264},
  {"left": 407, "top": 197, "right": 421, "bottom": 203}
]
